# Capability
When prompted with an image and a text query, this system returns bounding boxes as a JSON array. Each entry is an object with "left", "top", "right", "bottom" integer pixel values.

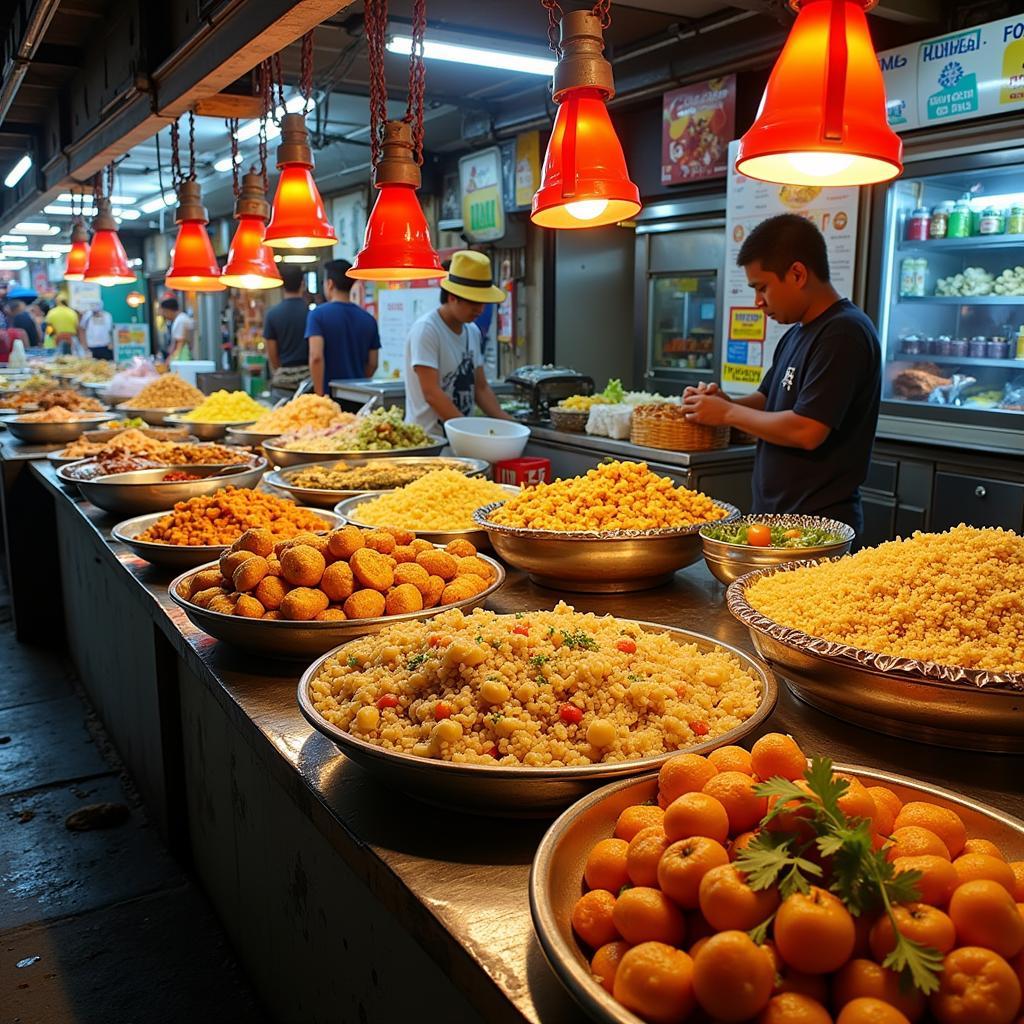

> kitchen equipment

[{"left": 505, "top": 365, "right": 594, "bottom": 422}]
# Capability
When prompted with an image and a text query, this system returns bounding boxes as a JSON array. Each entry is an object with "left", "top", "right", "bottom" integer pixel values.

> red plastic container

[{"left": 494, "top": 457, "right": 551, "bottom": 488}]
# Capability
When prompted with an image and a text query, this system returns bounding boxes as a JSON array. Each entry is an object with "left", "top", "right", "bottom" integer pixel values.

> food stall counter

[{"left": 329, "top": 377, "right": 515, "bottom": 415}]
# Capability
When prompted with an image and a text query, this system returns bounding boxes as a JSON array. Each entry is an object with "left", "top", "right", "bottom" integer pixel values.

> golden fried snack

[
  {"left": 233, "top": 595, "right": 265, "bottom": 618},
  {"left": 422, "top": 575, "right": 445, "bottom": 609},
  {"left": 350, "top": 547, "right": 394, "bottom": 591},
  {"left": 455, "top": 555, "right": 493, "bottom": 581},
  {"left": 280, "top": 545, "right": 326, "bottom": 587},
  {"left": 254, "top": 575, "right": 288, "bottom": 610},
  {"left": 441, "top": 575, "right": 488, "bottom": 605},
  {"left": 385, "top": 583, "right": 424, "bottom": 616},
  {"left": 208, "top": 595, "right": 237, "bottom": 615},
  {"left": 392, "top": 544, "right": 417, "bottom": 564},
  {"left": 314, "top": 608, "right": 347, "bottom": 621},
  {"left": 280, "top": 587, "right": 330, "bottom": 621},
  {"left": 393, "top": 562, "right": 431, "bottom": 593},
  {"left": 320, "top": 561, "right": 355, "bottom": 603},
  {"left": 219, "top": 550, "right": 251, "bottom": 579},
  {"left": 327, "top": 525, "right": 364, "bottom": 560},
  {"left": 265, "top": 558, "right": 282, "bottom": 577},
  {"left": 233, "top": 555, "right": 269, "bottom": 592},
  {"left": 445, "top": 539, "right": 478, "bottom": 558},
  {"left": 235, "top": 528, "right": 274, "bottom": 558},
  {"left": 415, "top": 549, "right": 458, "bottom": 581},
  {"left": 188, "top": 569, "right": 223, "bottom": 597},
  {"left": 343, "top": 589, "right": 387, "bottom": 620},
  {"left": 192, "top": 586, "right": 225, "bottom": 608},
  {"left": 263, "top": 610, "right": 281, "bottom": 620},
  {"left": 362, "top": 530, "right": 397, "bottom": 555},
  {"left": 409, "top": 539, "right": 433, "bottom": 554},
  {"left": 381, "top": 527, "right": 415, "bottom": 546}
]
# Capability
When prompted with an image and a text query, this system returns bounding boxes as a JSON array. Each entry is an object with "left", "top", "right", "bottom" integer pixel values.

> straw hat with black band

[{"left": 440, "top": 250, "right": 507, "bottom": 303}]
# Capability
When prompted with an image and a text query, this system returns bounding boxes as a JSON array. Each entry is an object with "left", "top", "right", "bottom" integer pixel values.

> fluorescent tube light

[
  {"left": 140, "top": 193, "right": 176, "bottom": 214},
  {"left": 4, "top": 155, "right": 32, "bottom": 188},
  {"left": 0, "top": 259, "right": 27, "bottom": 269},
  {"left": 387, "top": 34, "right": 555, "bottom": 77},
  {"left": 214, "top": 153, "right": 244, "bottom": 173},
  {"left": 1, "top": 234, "right": 26, "bottom": 243}
]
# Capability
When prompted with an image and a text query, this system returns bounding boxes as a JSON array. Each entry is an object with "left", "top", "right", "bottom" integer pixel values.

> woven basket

[
  {"left": 631, "top": 404, "right": 730, "bottom": 452},
  {"left": 550, "top": 407, "right": 591, "bottom": 433}
]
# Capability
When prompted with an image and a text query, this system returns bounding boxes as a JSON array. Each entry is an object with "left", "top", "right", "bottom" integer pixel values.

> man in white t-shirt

[
  {"left": 404, "top": 250, "right": 512, "bottom": 433},
  {"left": 79, "top": 300, "right": 114, "bottom": 360},
  {"left": 160, "top": 296, "right": 195, "bottom": 361}
]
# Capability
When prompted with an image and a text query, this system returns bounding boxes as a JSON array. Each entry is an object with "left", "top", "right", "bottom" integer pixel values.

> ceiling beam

[
  {"left": 31, "top": 43, "right": 84, "bottom": 69},
  {"left": 872, "top": 0, "right": 945, "bottom": 24}
]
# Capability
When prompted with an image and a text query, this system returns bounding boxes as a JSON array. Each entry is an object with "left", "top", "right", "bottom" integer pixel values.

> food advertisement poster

[
  {"left": 374, "top": 284, "right": 440, "bottom": 379},
  {"left": 514, "top": 130, "right": 541, "bottom": 209},
  {"left": 721, "top": 141, "right": 859, "bottom": 395},
  {"left": 114, "top": 324, "right": 149, "bottom": 363},
  {"left": 459, "top": 147, "right": 506, "bottom": 243},
  {"left": 661, "top": 76, "right": 735, "bottom": 186}
]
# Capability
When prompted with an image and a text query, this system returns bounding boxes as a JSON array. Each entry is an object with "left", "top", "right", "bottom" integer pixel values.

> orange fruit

[
  {"left": 886, "top": 826, "right": 952, "bottom": 861},
  {"left": 664, "top": 791, "right": 730, "bottom": 844},
  {"left": 613, "top": 941, "right": 695, "bottom": 1024},
  {"left": 833, "top": 957, "right": 926, "bottom": 1021},
  {"left": 868, "top": 786, "right": 904, "bottom": 836},
  {"left": 949, "top": 880, "right": 1024, "bottom": 959},
  {"left": 774, "top": 886, "right": 856, "bottom": 974},
  {"left": 708, "top": 744, "right": 753, "bottom": 774},
  {"left": 894, "top": 802, "right": 967, "bottom": 858},
  {"left": 731, "top": 830, "right": 759, "bottom": 860},
  {"left": 590, "top": 940, "right": 630, "bottom": 994},
  {"left": 930, "top": 946, "right": 1022, "bottom": 1024},
  {"left": 891, "top": 855, "right": 959, "bottom": 907},
  {"left": 692, "top": 930, "right": 775, "bottom": 1021},
  {"left": 962, "top": 838, "right": 1005, "bottom": 860},
  {"left": 584, "top": 837, "right": 630, "bottom": 893},
  {"left": 626, "top": 826, "right": 671, "bottom": 888},
  {"left": 612, "top": 886, "right": 687, "bottom": 946},
  {"left": 615, "top": 803, "right": 665, "bottom": 843},
  {"left": 1012, "top": 862, "right": 1024, "bottom": 902},
  {"left": 776, "top": 968, "right": 829, "bottom": 1003},
  {"left": 836, "top": 774, "right": 879, "bottom": 826},
  {"left": 758, "top": 992, "right": 832, "bottom": 1024},
  {"left": 953, "top": 853, "right": 1018, "bottom": 894},
  {"left": 836, "top": 997, "right": 912, "bottom": 1024},
  {"left": 698, "top": 863, "right": 780, "bottom": 932},
  {"left": 869, "top": 903, "right": 956, "bottom": 961},
  {"left": 572, "top": 888, "right": 620, "bottom": 949},
  {"left": 690, "top": 935, "right": 711, "bottom": 958},
  {"left": 703, "top": 771, "right": 768, "bottom": 834},
  {"left": 750, "top": 733, "right": 807, "bottom": 782},
  {"left": 659, "top": 752, "right": 718, "bottom": 806},
  {"left": 657, "top": 836, "right": 730, "bottom": 909}
]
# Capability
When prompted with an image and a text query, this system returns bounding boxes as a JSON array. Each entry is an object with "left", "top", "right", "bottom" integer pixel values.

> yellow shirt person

[{"left": 44, "top": 301, "right": 79, "bottom": 351}]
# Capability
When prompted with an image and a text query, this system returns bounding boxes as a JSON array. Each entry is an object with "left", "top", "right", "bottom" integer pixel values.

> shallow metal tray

[
  {"left": 115, "top": 405, "right": 196, "bottom": 426},
  {"left": 5, "top": 414, "right": 115, "bottom": 444},
  {"left": 224, "top": 426, "right": 284, "bottom": 446},
  {"left": 262, "top": 436, "right": 447, "bottom": 468},
  {"left": 297, "top": 622, "right": 777, "bottom": 816},
  {"left": 166, "top": 414, "right": 259, "bottom": 441},
  {"left": 530, "top": 765, "right": 1024, "bottom": 1024},
  {"left": 80, "top": 426, "right": 193, "bottom": 443}
]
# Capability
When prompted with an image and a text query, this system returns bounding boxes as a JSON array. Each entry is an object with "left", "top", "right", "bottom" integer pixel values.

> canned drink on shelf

[
  {"left": 913, "top": 258, "right": 928, "bottom": 297},
  {"left": 899, "top": 258, "right": 917, "bottom": 297}
]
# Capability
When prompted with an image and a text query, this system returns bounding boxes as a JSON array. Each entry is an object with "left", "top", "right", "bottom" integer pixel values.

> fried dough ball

[
  {"left": 343, "top": 588, "right": 387, "bottom": 620},
  {"left": 445, "top": 539, "right": 478, "bottom": 558},
  {"left": 263, "top": 610, "right": 281, "bottom": 620},
  {"left": 392, "top": 545, "right": 417, "bottom": 564},
  {"left": 208, "top": 595, "right": 237, "bottom": 615},
  {"left": 415, "top": 549, "right": 458, "bottom": 581},
  {"left": 350, "top": 547, "right": 394, "bottom": 591},
  {"left": 188, "top": 569, "right": 224, "bottom": 597},
  {"left": 280, "top": 587, "right": 330, "bottom": 621},
  {"left": 265, "top": 558, "right": 282, "bottom": 577},
  {"left": 385, "top": 583, "right": 424, "bottom": 615},
  {"left": 455, "top": 555, "right": 493, "bottom": 581},
  {"left": 281, "top": 544, "right": 326, "bottom": 587},
  {"left": 234, "top": 528, "right": 274, "bottom": 558},
  {"left": 422, "top": 574, "right": 446, "bottom": 609},
  {"left": 192, "top": 586, "right": 225, "bottom": 608},
  {"left": 233, "top": 555, "right": 269, "bottom": 592},
  {"left": 233, "top": 595, "right": 265, "bottom": 618},
  {"left": 441, "top": 575, "right": 488, "bottom": 605},
  {"left": 409, "top": 538, "right": 433, "bottom": 554},
  {"left": 327, "top": 525, "right": 364, "bottom": 560},
  {"left": 363, "top": 530, "right": 396, "bottom": 555},
  {"left": 320, "top": 561, "right": 355, "bottom": 603},
  {"left": 393, "top": 562, "right": 431, "bottom": 593},
  {"left": 381, "top": 526, "right": 415, "bottom": 546},
  {"left": 314, "top": 608, "right": 347, "bottom": 622},
  {"left": 219, "top": 550, "right": 251, "bottom": 579},
  {"left": 254, "top": 575, "right": 288, "bottom": 611}
]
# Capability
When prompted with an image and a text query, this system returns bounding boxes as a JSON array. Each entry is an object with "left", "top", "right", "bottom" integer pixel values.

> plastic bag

[
  {"left": 108, "top": 356, "right": 159, "bottom": 399},
  {"left": 1000, "top": 377, "right": 1024, "bottom": 411},
  {"left": 928, "top": 374, "right": 976, "bottom": 405},
  {"left": 586, "top": 403, "right": 633, "bottom": 439}
]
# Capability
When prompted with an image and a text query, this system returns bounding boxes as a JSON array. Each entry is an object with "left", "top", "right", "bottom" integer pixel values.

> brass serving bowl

[
  {"left": 530, "top": 765, "right": 1024, "bottom": 1024},
  {"left": 224, "top": 425, "right": 284, "bottom": 446},
  {"left": 297, "top": 622, "right": 777, "bottom": 816},
  {"left": 81, "top": 425, "right": 193, "bottom": 443},
  {"left": 115, "top": 404, "right": 196, "bottom": 426},
  {"left": 700, "top": 513, "right": 855, "bottom": 585},
  {"left": 473, "top": 501, "right": 742, "bottom": 593},
  {"left": 5, "top": 413, "right": 116, "bottom": 444},
  {"left": 262, "top": 436, "right": 447, "bottom": 468},
  {"left": 165, "top": 414, "right": 260, "bottom": 441},
  {"left": 728, "top": 564, "right": 1024, "bottom": 752}
]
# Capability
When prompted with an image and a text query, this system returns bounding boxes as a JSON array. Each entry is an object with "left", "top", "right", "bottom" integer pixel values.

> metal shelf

[
  {"left": 897, "top": 295, "right": 1024, "bottom": 305},
  {"left": 898, "top": 236, "right": 1024, "bottom": 253},
  {"left": 891, "top": 353, "right": 1024, "bottom": 368}
]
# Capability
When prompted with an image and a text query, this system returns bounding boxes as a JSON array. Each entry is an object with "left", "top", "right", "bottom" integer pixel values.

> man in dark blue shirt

[
  {"left": 682, "top": 214, "right": 880, "bottom": 536},
  {"left": 306, "top": 259, "right": 380, "bottom": 395}
]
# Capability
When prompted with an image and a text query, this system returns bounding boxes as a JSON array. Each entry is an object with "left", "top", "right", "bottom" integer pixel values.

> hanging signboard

[
  {"left": 330, "top": 189, "right": 368, "bottom": 263},
  {"left": 459, "top": 147, "right": 506, "bottom": 243},
  {"left": 374, "top": 283, "right": 441, "bottom": 379},
  {"left": 661, "top": 76, "right": 735, "bottom": 185},
  {"left": 114, "top": 323, "right": 149, "bottom": 363},
  {"left": 514, "top": 131, "right": 541, "bottom": 208},
  {"left": 721, "top": 141, "right": 860, "bottom": 395}
]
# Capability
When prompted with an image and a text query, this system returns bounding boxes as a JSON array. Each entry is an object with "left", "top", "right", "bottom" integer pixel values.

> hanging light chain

[
  {"left": 272, "top": 52, "right": 286, "bottom": 116},
  {"left": 300, "top": 30, "right": 315, "bottom": 111},
  {"left": 405, "top": 0, "right": 427, "bottom": 165},
  {"left": 170, "top": 119, "right": 182, "bottom": 186},
  {"left": 188, "top": 110, "right": 196, "bottom": 181},
  {"left": 258, "top": 59, "right": 272, "bottom": 191},
  {"left": 364, "top": 0, "right": 389, "bottom": 171},
  {"left": 540, "top": 0, "right": 613, "bottom": 54},
  {"left": 227, "top": 118, "right": 240, "bottom": 197}
]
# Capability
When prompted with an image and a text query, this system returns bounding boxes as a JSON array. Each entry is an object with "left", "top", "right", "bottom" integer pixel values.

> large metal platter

[
  {"left": 727, "top": 563, "right": 1024, "bottom": 752},
  {"left": 473, "top": 501, "right": 742, "bottom": 593},
  {"left": 170, "top": 550, "right": 506, "bottom": 659},
  {"left": 5, "top": 413, "right": 116, "bottom": 444},
  {"left": 115, "top": 405, "right": 196, "bottom": 426},
  {"left": 224, "top": 425, "right": 283, "bottom": 446},
  {"left": 262, "top": 436, "right": 447, "bottom": 468},
  {"left": 264, "top": 456, "right": 491, "bottom": 508},
  {"left": 530, "top": 765, "right": 1024, "bottom": 1024},
  {"left": 111, "top": 508, "right": 343, "bottom": 568},
  {"left": 334, "top": 484, "right": 519, "bottom": 550},
  {"left": 165, "top": 414, "right": 260, "bottom": 441},
  {"left": 297, "top": 622, "right": 777, "bottom": 816},
  {"left": 699, "top": 513, "right": 855, "bottom": 585},
  {"left": 80, "top": 425, "right": 193, "bottom": 443}
]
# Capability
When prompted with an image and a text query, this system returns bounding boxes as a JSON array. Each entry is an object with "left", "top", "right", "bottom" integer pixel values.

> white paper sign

[{"left": 374, "top": 286, "right": 438, "bottom": 380}]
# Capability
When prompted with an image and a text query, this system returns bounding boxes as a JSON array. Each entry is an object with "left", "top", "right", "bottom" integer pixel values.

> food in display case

[
  {"left": 178, "top": 390, "right": 266, "bottom": 423},
  {"left": 648, "top": 273, "right": 717, "bottom": 376},
  {"left": 119, "top": 374, "right": 204, "bottom": 410},
  {"left": 248, "top": 393, "right": 351, "bottom": 434}
]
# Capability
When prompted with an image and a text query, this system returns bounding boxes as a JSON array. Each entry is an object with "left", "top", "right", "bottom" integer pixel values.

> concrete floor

[{"left": 0, "top": 596, "right": 270, "bottom": 1024}]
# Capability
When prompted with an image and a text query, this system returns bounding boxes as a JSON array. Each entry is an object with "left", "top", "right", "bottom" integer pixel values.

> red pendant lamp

[
  {"left": 736, "top": 0, "right": 902, "bottom": 186},
  {"left": 165, "top": 179, "right": 225, "bottom": 292},
  {"left": 348, "top": 120, "right": 442, "bottom": 281},
  {"left": 221, "top": 171, "right": 283, "bottom": 290},
  {"left": 82, "top": 197, "right": 135, "bottom": 287},
  {"left": 63, "top": 219, "right": 90, "bottom": 281},
  {"left": 531, "top": 10, "right": 641, "bottom": 229}
]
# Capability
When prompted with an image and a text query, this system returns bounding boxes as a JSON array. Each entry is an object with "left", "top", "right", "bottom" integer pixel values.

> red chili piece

[
  {"left": 435, "top": 702, "right": 452, "bottom": 720},
  {"left": 512, "top": 624, "right": 530, "bottom": 636},
  {"left": 616, "top": 639, "right": 637, "bottom": 654},
  {"left": 689, "top": 720, "right": 709, "bottom": 736},
  {"left": 481, "top": 744, "right": 496, "bottom": 757},
  {"left": 375, "top": 694, "right": 399, "bottom": 709},
  {"left": 559, "top": 704, "right": 583, "bottom": 725}
]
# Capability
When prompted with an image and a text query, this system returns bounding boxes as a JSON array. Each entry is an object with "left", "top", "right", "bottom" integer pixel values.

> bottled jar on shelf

[
  {"left": 929, "top": 202, "right": 953, "bottom": 238},
  {"left": 969, "top": 337, "right": 988, "bottom": 358},
  {"left": 979, "top": 207, "right": 1006, "bottom": 234},
  {"left": 950, "top": 338, "right": 969, "bottom": 357},
  {"left": 988, "top": 338, "right": 1010, "bottom": 359},
  {"left": 937, "top": 335, "right": 953, "bottom": 356},
  {"left": 1009, "top": 206, "right": 1024, "bottom": 234},
  {"left": 906, "top": 207, "right": 931, "bottom": 241},
  {"left": 947, "top": 197, "right": 972, "bottom": 238}
]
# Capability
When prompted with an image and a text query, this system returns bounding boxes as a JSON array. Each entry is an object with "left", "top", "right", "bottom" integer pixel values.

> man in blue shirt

[{"left": 306, "top": 260, "right": 380, "bottom": 395}]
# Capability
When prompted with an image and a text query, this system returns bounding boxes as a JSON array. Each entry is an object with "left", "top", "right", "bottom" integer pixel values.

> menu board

[
  {"left": 661, "top": 76, "right": 735, "bottom": 185},
  {"left": 721, "top": 141, "right": 860, "bottom": 395},
  {"left": 459, "top": 147, "right": 506, "bottom": 243}
]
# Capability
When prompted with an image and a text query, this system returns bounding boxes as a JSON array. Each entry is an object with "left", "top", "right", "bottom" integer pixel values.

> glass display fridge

[{"left": 869, "top": 147, "right": 1024, "bottom": 451}]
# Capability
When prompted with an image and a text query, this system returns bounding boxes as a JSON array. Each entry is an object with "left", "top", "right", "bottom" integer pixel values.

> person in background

[
  {"left": 45, "top": 295, "right": 78, "bottom": 353},
  {"left": 305, "top": 259, "right": 379, "bottom": 396},
  {"left": 160, "top": 297, "right": 195, "bottom": 362},
  {"left": 6, "top": 299, "right": 39, "bottom": 348},
  {"left": 681, "top": 213, "right": 881, "bottom": 538},
  {"left": 264, "top": 265, "right": 311, "bottom": 399},
  {"left": 404, "top": 250, "right": 512, "bottom": 433},
  {"left": 80, "top": 299, "right": 115, "bottom": 360}
]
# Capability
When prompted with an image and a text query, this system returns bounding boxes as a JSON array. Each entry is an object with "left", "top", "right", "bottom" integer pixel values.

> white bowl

[{"left": 443, "top": 417, "right": 530, "bottom": 462}]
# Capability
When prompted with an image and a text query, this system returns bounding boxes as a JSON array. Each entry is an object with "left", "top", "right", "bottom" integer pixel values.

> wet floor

[{"left": 0, "top": 593, "right": 269, "bottom": 1024}]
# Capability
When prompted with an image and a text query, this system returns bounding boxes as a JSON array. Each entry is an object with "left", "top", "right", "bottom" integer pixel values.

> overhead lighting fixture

[
  {"left": 1, "top": 235, "right": 26, "bottom": 243},
  {"left": 58, "top": 193, "right": 136, "bottom": 205},
  {"left": 214, "top": 153, "right": 244, "bottom": 173},
  {"left": 43, "top": 243, "right": 72, "bottom": 252},
  {"left": 140, "top": 193, "right": 176, "bottom": 215},
  {"left": 63, "top": 220, "right": 90, "bottom": 280},
  {"left": 387, "top": 34, "right": 555, "bottom": 77},
  {"left": 16, "top": 249, "right": 62, "bottom": 259},
  {"left": 0, "top": 259, "right": 27, "bottom": 270},
  {"left": 165, "top": 179, "right": 225, "bottom": 291},
  {"left": 2, "top": 245, "right": 28, "bottom": 252},
  {"left": 236, "top": 95, "right": 308, "bottom": 144},
  {"left": 281, "top": 254, "right": 317, "bottom": 263},
  {"left": 14, "top": 222, "right": 59, "bottom": 235},
  {"left": 735, "top": 0, "right": 902, "bottom": 186},
  {"left": 83, "top": 196, "right": 135, "bottom": 286},
  {"left": 220, "top": 171, "right": 283, "bottom": 290},
  {"left": 4, "top": 155, "right": 32, "bottom": 189}
]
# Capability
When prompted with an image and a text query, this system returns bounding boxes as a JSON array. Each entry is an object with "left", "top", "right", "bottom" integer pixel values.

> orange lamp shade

[
  {"left": 348, "top": 182, "right": 443, "bottom": 281},
  {"left": 166, "top": 220, "right": 225, "bottom": 292},
  {"left": 221, "top": 216, "right": 283, "bottom": 290},
  {"left": 735, "top": 0, "right": 903, "bottom": 186},
  {"left": 63, "top": 238, "right": 90, "bottom": 281},
  {"left": 264, "top": 165, "right": 337, "bottom": 250},
  {"left": 531, "top": 88, "right": 641, "bottom": 229},
  {"left": 82, "top": 229, "right": 135, "bottom": 287}
]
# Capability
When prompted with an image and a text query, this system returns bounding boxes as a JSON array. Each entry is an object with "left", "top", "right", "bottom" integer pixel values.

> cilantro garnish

[
  {"left": 530, "top": 653, "right": 549, "bottom": 669},
  {"left": 406, "top": 652, "right": 429, "bottom": 670},
  {"left": 560, "top": 628, "right": 598, "bottom": 651},
  {"left": 346, "top": 655, "right": 360, "bottom": 668}
]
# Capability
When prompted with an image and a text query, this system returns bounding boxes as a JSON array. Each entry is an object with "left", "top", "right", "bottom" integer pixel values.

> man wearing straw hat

[{"left": 404, "top": 250, "right": 513, "bottom": 433}]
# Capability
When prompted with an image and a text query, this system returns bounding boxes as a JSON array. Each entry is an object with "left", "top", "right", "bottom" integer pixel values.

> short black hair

[
  {"left": 438, "top": 259, "right": 453, "bottom": 306},
  {"left": 324, "top": 260, "right": 353, "bottom": 292},
  {"left": 160, "top": 296, "right": 179, "bottom": 312},
  {"left": 279, "top": 265, "right": 305, "bottom": 293},
  {"left": 737, "top": 213, "right": 830, "bottom": 283}
]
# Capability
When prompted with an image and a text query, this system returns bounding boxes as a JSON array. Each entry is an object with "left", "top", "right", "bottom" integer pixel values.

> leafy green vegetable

[
  {"left": 702, "top": 521, "right": 846, "bottom": 548},
  {"left": 560, "top": 629, "right": 598, "bottom": 651},
  {"left": 602, "top": 378, "right": 625, "bottom": 404}
]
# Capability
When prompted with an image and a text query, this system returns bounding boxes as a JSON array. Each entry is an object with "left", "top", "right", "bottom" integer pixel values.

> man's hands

[{"left": 682, "top": 381, "right": 733, "bottom": 426}]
